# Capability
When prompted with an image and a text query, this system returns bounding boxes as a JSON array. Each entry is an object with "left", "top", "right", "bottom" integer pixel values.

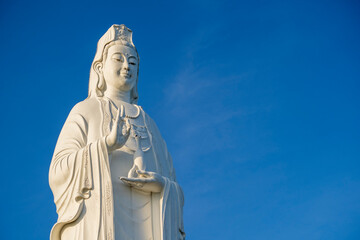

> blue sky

[{"left": 1, "top": 0, "right": 359, "bottom": 239}]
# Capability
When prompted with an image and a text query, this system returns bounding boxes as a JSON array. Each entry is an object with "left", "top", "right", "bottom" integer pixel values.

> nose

[{"left": 123, "top": 60, "right": 130, "bottom": 71}]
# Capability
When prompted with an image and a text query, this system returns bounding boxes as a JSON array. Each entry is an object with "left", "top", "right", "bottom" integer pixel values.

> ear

[
  {"left": 94, "top": 61, "right": 105, "bottom": 91},
  {"left": 94, "top": 62, "right": 103, "bottom": 75}
]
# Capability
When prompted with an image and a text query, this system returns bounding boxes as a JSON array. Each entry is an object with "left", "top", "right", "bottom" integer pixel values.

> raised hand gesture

[{"left": 105, "top": 105, "right": 131, "bottom": 152}]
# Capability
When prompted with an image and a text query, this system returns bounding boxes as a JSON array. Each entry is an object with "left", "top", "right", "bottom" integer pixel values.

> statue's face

[{"left": 102, "top": 44, "right": 138, "bottom": 93}]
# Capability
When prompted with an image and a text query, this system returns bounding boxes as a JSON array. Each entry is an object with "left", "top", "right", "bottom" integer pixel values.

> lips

[{"left": 120, "top": 72, "right": 131, "bottom": 78}]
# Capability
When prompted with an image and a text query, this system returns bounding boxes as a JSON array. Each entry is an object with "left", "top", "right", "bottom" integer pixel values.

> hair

[{"left": 88, "top": 26, "right": 140, "bottom": 104}]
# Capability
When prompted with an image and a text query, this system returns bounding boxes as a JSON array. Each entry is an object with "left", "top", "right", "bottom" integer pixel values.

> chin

[{"left": 117, "top": 79, "right": 135, "bottom": 91}]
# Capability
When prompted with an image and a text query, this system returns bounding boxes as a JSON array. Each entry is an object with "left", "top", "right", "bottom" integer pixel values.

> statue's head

[{"left": 88, "top": 24, "right": 139, "bottom": 103}]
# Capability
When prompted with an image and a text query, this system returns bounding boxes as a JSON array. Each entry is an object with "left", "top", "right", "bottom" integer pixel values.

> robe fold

[{"left": 49, "top": 97, "right": 185, "bottom": 240}]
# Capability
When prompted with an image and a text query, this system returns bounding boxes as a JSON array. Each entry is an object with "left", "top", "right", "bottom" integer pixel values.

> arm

[
  {"left": 49, "top": 103, "right": 130, "bottom": 209},
  {"left": 49, "top": 102, "right": 112, "bottom": 240},
  {"left": 49, "top": 109, "right": 100, "bottom": 214}
]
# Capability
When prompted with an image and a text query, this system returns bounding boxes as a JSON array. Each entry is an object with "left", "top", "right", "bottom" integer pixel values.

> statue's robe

[{"left": 49, "top": 97, "right": 185, "bottom": 240}]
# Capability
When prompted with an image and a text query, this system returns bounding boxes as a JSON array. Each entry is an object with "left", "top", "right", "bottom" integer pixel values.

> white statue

[{"left": 49, "top": 24, "right": 185, "bottom": 240}]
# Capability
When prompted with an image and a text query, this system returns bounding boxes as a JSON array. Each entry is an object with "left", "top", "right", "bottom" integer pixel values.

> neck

[{"left": 104, "top": 86, "right": 131, "bottom": 104}]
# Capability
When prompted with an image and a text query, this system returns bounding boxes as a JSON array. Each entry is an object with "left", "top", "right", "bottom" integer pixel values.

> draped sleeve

[
  {"left": 49, "top": 102, "right": 108, "bottom": 240},
  {"left": 160, "top": 144, "right": 186, "bottom": 240},
  {"left": 144, "top": 113, "right": 186, "bottom": 240}
]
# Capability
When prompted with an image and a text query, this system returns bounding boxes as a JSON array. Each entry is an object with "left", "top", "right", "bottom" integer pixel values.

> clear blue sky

[{"left": 1, "top": 0, "right": 359, "bottom": 239}]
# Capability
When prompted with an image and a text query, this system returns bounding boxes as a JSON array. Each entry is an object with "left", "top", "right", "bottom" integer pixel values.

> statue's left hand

[{"left": 120, "top": 170, "right": 165, "bottom": 193}]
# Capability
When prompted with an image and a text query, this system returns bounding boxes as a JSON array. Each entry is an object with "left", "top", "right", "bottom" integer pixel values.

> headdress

[
  {"left": 98, "top": 24, "right": 135, "bottom": 50},
  {"left": 88, "top": 24, "right": 139, "bottom": 103}
]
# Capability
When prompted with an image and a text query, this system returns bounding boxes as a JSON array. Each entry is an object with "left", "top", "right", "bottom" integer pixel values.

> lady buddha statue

[{"left": 49, "top": 24, "right": 185, "bottom": 240}]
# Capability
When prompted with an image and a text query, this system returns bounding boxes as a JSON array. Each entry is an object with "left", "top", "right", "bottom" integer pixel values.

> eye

[
  {"left": 113, "top": 57, "right": 124, "bottom": 62},
  {"left": 111, "top": 54, "right": 124, "bottom": 62},
  {"left": 129, "top": 57, "right": 137, "bottom": 66}
]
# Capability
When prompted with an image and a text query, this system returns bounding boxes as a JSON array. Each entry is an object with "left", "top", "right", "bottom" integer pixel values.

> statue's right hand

[{"left": 105, "top": 105, "right": 131, "bottom": 152}]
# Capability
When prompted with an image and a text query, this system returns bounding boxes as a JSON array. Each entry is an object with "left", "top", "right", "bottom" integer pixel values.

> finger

[
  {"left": 120, "top": 177, "right": 134, "bottom": 186},
  {"left": 139, "top": 170, "right": 156, "bottom": 177},
  {"left": 121, "top": 125, "right": 127, "bottom": 136},
  {"left": 115, "top": 107, "right": 121, "bottom": 125},
  {"left": 120, "top": 177, "right": 137, "bottom": 182},
  {"left": 120, "top": 105, "right": 125, "bottom": 118},
  {"left": 121, "top": 177, "right": 151, "bottom": 183},
  {"left": 126, "top": 119, "right": 131, "bottom": 131},
  {"left": 109, "top": 108, "right": 120, "bottom": 142},
  {"left": 136, "top": 170, "right": 151, "bottom": 178},
  {"left": 121, "top": 179, "right": 146, "bottom": 189},
  {"left": 122, "top": 119, "right": 130, "bottom": 134},
  {"left": 123, "top": 180, "right": 138, "bottom": 187},
  {"left": 120, "top": 119, "right": 130, "bottom": 136},
  {"left": 120, "top": 178, "right": 130, "bottom": 185}
]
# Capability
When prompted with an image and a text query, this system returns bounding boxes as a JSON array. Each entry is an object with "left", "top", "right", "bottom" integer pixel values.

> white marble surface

[{"left": 49, "top": 24, "right": 185, "bottom": 240}]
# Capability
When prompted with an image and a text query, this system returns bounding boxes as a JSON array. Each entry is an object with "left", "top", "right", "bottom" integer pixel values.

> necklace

[
  {"left": 106, "top": 97, "right": 141, "bottom": 119},
  {"left": 125, "top": 105, "right": 140, "bottom": 119}
]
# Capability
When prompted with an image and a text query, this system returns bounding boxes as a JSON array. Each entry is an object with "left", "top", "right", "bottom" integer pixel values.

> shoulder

[
  {"left": 69, "top": 97, "right": 102, "bottom": 120},
  {"left": 140, "top": 107, "right": 163, "bottom": 137},
  {"left": 140, "top": 107, "right": 156, "bottom": 127}
]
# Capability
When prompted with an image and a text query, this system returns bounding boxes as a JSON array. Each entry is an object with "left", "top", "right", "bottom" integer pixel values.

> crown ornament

[
  {"left": 96, "top": 24, "right": 136, "bottom": 52},
  {"left": 112, "top": 24, "right": 134, "bottom": 48}
]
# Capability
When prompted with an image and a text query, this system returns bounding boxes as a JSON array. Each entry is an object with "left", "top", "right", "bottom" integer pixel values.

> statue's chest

[
  {"left": 126, "top": 117, "right": 151, "bottom": 152},
  {"left": 105, "top": 101, "right": 151, "bottom": 152}
]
